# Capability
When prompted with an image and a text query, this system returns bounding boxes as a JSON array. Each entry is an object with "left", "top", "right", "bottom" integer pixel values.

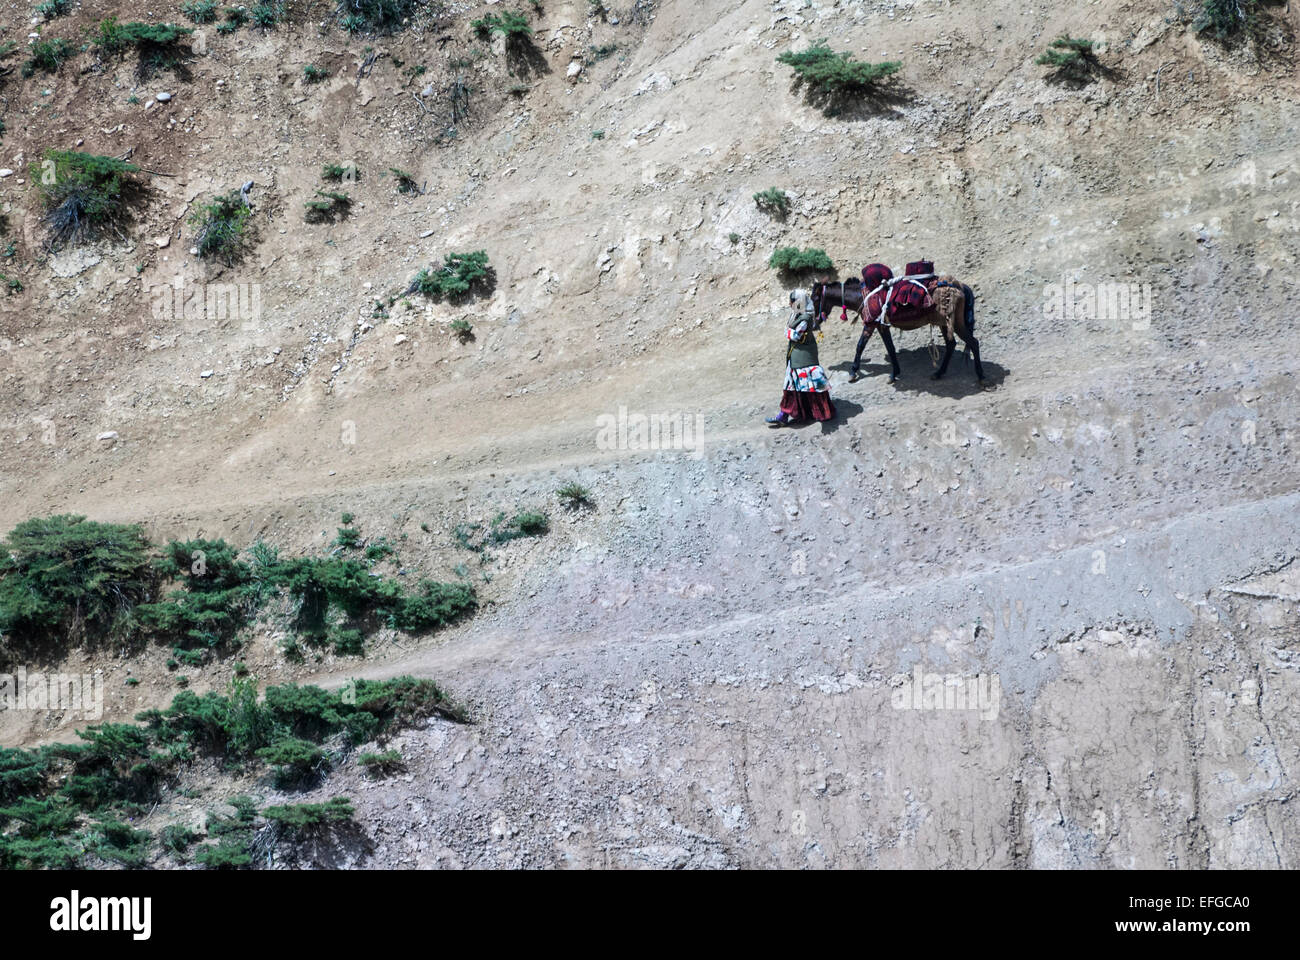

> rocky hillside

[{"left": 1, "top": 0, "right": 1299, "bottom": 867}]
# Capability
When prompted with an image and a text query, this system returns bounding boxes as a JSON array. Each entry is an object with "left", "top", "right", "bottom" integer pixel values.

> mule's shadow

[{"left": 829, "top": 347, "right": 1010, "bottom": 397}]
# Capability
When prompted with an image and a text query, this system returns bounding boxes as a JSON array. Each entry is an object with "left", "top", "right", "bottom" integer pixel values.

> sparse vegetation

[
  {"left": 387, "top": 167, "right": 420, "bottom": 194},
  {"left": 754, "top": 187, "right": 791, "bottom": 216},
  {"left": 37, "top": 0, "right": 73, "bottom": 21},
  {"left": 304, "top": 190, "right": 352, "bottom": 223},
  {"left": 93, "top": 18, "right": 194, "bottom": 79},
  {"left": 407, "top": 250, "right": 492, "bottom": 301},
  {"left": 262, "top": 796, "right": 354, "bottom": 830},
  {"left": 219, "top": 6, "right": 249, "bottom": 33},
  {"left": 322, "top": 163, "right": 358, "bottom": 181},
  {"left": 182, "top": 0, "right": 218, "bottom": 23},
  {"left": 450, "top": 318, "right": 473, "bottom": 341},
  {"left": 1, "top": 514, "right": 477, "bottom": 659},
  {"left": 358, "top": 749, "right": 403, "bottom": 776},
  {"left": 556, "top": 483, "right": 593, "bottom": 510},
  {"left": 471, "top": 11, "right": 533, "bottom": 43},
  {"left": 190, "top": 190, "right": 253, "bottom": 264},
  {"left": 1194, "top": 0, "right": 1258, "bottom": 41},
  {"left": 768, "top": 246, "right": 834, "bottom": 273},
  {"left": 23, "top": 38, "right": 75, "bottom": 77},
  {"left": 332, "top": 0, "right": 418, "bottom": 33},
  {"left": 1035, "top": 36, "right": 1101, "bottom": 82},
  {"left": 304, "top": 64, "right": 330, "bottom": 84},
  {"left": 777, "top": 42, "right": 901, "bottom": 96},
  {"left": 250, "top": 1, "right": 282, "bottom": 29}
]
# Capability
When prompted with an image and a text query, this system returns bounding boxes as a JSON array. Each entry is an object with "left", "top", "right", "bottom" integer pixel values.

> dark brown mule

[{"left": 813, "top": 278, "right": 985, "bottom": 384}]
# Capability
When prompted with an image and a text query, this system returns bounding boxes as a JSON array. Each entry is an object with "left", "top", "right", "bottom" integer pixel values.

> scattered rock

[{"left": 156, "top": 92, "right": 172, "bottom": 102}]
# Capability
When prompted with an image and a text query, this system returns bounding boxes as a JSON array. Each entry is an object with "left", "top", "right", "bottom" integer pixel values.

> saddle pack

[{"left": 860, "top": 260, "right": 935, "bottom": 324}]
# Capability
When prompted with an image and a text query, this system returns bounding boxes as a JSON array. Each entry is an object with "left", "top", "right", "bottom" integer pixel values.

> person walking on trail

[{"left": 766, "top": 288, "right": 837, "bottom": 427}]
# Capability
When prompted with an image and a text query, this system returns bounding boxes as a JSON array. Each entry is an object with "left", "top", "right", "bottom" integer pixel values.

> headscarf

[{"left": 789, "top": 288, "right": 813, "bottom": 315}]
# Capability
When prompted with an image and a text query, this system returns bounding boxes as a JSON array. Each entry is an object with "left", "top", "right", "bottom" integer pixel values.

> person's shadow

[{"left": 783, "top": 396, "right": 864, "bottom": 434}]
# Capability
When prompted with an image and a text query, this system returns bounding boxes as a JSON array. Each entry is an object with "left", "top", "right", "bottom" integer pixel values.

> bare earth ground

[{"left": 1, "top": 0, "right": 1299, "bottom": 867}]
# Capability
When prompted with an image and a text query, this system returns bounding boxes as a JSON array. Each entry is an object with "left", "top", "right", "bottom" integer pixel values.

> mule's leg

[
  {"left": 850, "top": 323, "right": 875, "bottom": 380},
  {"left": 879, "top": 326, "right": 901, "bottom": 383},
  {"left": 933, "top": 325, "right": 957, "bottom": 379},
  {"left": 966, "top": 331, "right": 986, "bottom": 382}
]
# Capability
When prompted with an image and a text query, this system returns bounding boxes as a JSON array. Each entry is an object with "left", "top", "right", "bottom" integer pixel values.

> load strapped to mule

[{"left": 861, "top": 260, "right": 952, "bottom": 326}]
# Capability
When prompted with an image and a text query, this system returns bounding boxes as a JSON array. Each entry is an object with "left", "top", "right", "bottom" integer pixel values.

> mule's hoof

[
  {"left": 888, "top": 375, "right": 899, "bottom": 384},
  {"left": 931, "top": 371, "right": 943, "bottom": 380},
  {"left": 848, "top": 371, "right": 862, "bottom": 383}
]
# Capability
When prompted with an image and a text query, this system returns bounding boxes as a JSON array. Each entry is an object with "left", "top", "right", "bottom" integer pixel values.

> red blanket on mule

[{"left": 861, "top": 261, "right": 934, "bottom": 324}]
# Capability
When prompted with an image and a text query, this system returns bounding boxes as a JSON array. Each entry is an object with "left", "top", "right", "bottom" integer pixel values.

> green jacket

[{"left": 787, "top": 309, "right": 819, "bottom": 369}]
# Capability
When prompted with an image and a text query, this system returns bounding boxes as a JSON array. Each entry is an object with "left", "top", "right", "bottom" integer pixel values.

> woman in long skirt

[{"left": 766, "top": 288, "right": 837, "bottom": 426}]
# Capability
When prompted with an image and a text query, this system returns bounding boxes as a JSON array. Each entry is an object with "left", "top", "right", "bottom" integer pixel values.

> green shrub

[
  {"left": 138, "top": 538, "right": 260, "bottom": 648},
  {"left": 28, "top": 151, "right": 142, "bottom": 249},
  {"left": 340, "top": 512, "right": 355, "bottom": 525},
  {"left": 146, "top": 677, "right": 275, "bottom": 759},
  {"left": 0, "top": 514, "right": 155, "bottom": 643},
  {"left": 556, "top": 483, "right": 592, "bottom": 509},
  {"left": 262, "top": 796, "right": 353, "bottom": 830},
  {"left": 408, "top": 250, "right": 491, "bottom": 300},
  {"left": 334, "top": 0, "right": 417, "bottom": 32},
  {"left": 250, "top": 1, "right": 281, "bottom": 28},
  {"left": 1035, "top": 36, "right": 1100, "bottom": 81},
  {"left": 0, "top": 748, "right": 54, "bottom": 803},
  {"left": 216, "top": 8, "right": 245, "bottom": 33},
  {"left": 304, "top": 190, "right": 351, "bottom": 223},
  {"left": 332, "top": 627, "right": 365, "bottom": 656},
  {"left": 472, "top": 11, "right": 533, "bottom": 42},
  {"left": 1195, "top": 0, "right": 1257, "bottom": 40},
  {"left": 388, "top": 167, "right": 420, "bottom": 194},
  {"left": 189, "top": 190, "right": 253, "bottom": 264},
  {"left": 182, "top": 0, "right": 219, "bottom": 23},
  {"left": 22, "top": 38, "right": 75, "bottom": 77},
  {"left": 0, "top": 834, "right": 80, "bottom": 869},
  {"left": 87, "top": 818, "right": 152, "bottom": 867},
  {"left": 358, "top": 749, "right": 403, "bottom": 775},
  {"left": 768, "top": 246, "right": 833, "bottom": 273},
  {"left": 363, "top": 538, "right": 395, "bottom": 564},
  {"left": 37, "top": 0, "right": 73, "bottom": 20},
  {"left": 753, "top": 188, "right": 790, "bottom": 216},
  {"left": 304, "top": 64, "right": 330, "bottom": 83},
  {"left": 159, "top": 823, "right": 197, "bottom": 853},
  {"left": 256, "top": 737, "right": 327, "bottom": 787},
  {"left": 777, "top": 42, "right": 900, "bottom": 96},
  {"left": 449, "top": 318, "right": 473, "bottom": 341},
  {"left": 333, "top": 527, "right": 361, "bottom": 550},
  {"left": 93, "top": 19, "right": 193, "bottom": 79},
  {"left": 195, "top": 838, "right": 252, "bottom": 868},
  {"left": 387, "top": 580, "right": 477, "bottom": 633},
  {"left": 0, "top": 796, "right": 79, "bottom": 837}
]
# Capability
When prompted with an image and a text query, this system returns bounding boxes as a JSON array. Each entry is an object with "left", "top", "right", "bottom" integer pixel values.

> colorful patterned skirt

[{"left": 780, "top": 364, "right": 836, "bottom": 422}]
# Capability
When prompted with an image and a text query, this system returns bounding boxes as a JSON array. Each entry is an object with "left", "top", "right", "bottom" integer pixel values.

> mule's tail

[{"left": 961, "top": 283, "right": 975, "bottom": 359}]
